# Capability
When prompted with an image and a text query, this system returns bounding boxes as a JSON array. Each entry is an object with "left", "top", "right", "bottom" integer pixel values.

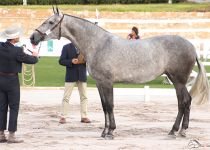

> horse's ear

[
  {"left": 52, "top": 5, "right": 56, "bottom": 14},
  {"left": 56, "top": 5, "right": 60, "bottom": 15}
]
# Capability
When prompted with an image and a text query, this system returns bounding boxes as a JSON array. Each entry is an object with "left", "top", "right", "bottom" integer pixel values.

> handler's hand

[
  {"left": 72, "top": 58, "right": 79, "bottom": 64},
  {"left": 32, "top": 51, "right": 39, "bottom": 57}
]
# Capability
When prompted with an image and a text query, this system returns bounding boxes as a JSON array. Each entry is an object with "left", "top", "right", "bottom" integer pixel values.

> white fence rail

[
  {"left": 87, "top": 18, "right": 210, "bottom": 24},
  {"left": 1, "top": 38, "right": 210, "bottom": 62},
  {"left": 1, "top": 38, "right": 208, "bottom": 59}
]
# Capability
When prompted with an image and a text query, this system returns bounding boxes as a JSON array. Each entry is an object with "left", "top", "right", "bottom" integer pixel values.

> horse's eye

[{"left": 49, "top": 21, "right": 54, "bottom": 25}]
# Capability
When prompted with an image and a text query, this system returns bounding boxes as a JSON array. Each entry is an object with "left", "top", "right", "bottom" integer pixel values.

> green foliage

[
  {"left": 0, "top": 0, "right": 177, "bottom": 5},
  {"left": 0, "top": 0, "right": 209, "bottom": 4},
  {"left": 0, "top": 0, "right": 22, "bottom": 5},
  {"left": 0, "top": 4, "right": 209, "bottom": 12}
]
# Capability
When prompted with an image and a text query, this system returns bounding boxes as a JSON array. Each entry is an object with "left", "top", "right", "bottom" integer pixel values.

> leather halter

[{"left": 35, "top": 14, "right": 64, "bottom": 40}]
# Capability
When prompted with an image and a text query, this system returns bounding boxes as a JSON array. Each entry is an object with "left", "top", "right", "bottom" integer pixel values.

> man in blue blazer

[
  {"left": 0, "top": 25, "right": 39, "bottom": 143},
  {"left": 59, "top": 43, "right": 90, "bottom": 124}
]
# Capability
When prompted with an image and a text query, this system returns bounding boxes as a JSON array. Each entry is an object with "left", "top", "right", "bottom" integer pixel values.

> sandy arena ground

[{"left": 1, "top": 88, "right": 210, "bottom": 150}]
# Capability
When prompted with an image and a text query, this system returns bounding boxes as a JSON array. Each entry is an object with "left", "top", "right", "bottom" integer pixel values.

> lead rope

[
  {"left": 23, "top": 42, "right": 41, "bottom": 87},
  {"left": 37, "top": 42, "right": 42, "bottom": 56}
]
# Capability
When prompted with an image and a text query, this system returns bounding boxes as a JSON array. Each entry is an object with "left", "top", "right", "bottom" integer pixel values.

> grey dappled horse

[{"left": 30, "top": 8, "right": 209, "bottom": 139}]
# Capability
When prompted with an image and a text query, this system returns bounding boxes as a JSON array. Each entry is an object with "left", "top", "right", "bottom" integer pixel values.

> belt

[{"left": 0, "top": 72, "right": 17, "bottom": 76}]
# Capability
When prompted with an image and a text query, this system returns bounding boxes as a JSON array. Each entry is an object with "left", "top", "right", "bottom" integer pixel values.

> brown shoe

[
  {"left": 81, "top": 118, "right": 91, "bottom": 123},
  {"left": 0, "top": 139, "right": 7, "bottom": 143},
  {"left": 7, "top": 132, "right": 24, "bottom": 143},
  {"left": 59, "top": 117, "right": 66, "bottom": 124},
  {"left": 0, "top": 135, "right": 7, "bottom": 143},
  {"left": 0, "top": 131, "right": 7, "bottom": 143}
]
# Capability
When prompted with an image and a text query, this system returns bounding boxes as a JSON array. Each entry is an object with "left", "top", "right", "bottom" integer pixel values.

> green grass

[
  {"left": 33, "top": 57, "right": 65, "bottom": 86},
  {"left": 19, "top": 57, "right": 210, "bottom": 88},
  {"left": 19, "top": 57, "right": 176, "bottom": 88},
  {"left": 19, "top": 57, "right": 64, "bottom": 87},
  {"left": 0, "top": 3, "right": 210, "bottom": 12}
]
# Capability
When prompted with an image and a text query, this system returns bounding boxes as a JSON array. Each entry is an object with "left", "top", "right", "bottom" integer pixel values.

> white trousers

[{"left": 60, "top": 82, "right": 88, "bottom": 118}]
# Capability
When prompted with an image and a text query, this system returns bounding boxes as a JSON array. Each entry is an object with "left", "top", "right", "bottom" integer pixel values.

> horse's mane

[{"left": 64, "top": 14, "right": 109, "bottom": 33}]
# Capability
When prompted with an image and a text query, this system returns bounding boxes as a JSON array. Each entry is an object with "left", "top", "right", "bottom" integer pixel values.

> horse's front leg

[
  {"left": 103, "top": 83, "right": 115, "bottom": 139},
  {"left": 96, "top": 83, "right": 109, "bottom": 137}
]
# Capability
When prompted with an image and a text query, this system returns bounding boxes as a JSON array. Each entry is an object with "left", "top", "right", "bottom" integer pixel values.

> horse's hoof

[
  {"left": 168, "top": 130, "right": 175, "bottom": 136},
  {"left": 178, "top": 129, "right": 186, "bottom": 138},
  {"left": 167, "top": 130, "right": 176, "bottom": 139},
  {"left": 105, "top": 134, "right": 114, "bottom": 140},
  {"left": 101, "top": 133, "right": 106, "bottom": 138},
  {"left": 101, "top": 130, "right": 108, "bottom": 138}
]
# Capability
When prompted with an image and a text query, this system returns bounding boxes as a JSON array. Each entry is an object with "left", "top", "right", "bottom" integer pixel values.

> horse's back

[{"left": 90, "top": 34, "right": 197, "bottom": 84}]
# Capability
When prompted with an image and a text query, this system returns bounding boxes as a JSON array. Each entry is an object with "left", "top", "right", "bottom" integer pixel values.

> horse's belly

[{"left": 114, "top": 68, "right": 164, "bottom": 84}]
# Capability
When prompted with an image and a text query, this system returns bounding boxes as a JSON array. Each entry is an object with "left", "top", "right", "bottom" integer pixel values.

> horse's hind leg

[
  {"left": 168, "top": 82, "right": 192, "bottom": 137},
  {"left": 179, "top": 86, "right": 192, "bottom": 137},
  {"left": 168, "top": 83, "right": 185, "bottom": 137}
]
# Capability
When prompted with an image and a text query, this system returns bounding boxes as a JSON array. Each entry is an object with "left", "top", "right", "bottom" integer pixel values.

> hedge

[{"left": 0, "top": 0, "right": 177, "bottom": 5}]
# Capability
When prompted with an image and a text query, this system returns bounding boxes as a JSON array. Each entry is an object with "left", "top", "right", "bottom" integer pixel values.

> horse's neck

[{"left": 62, "top": 15, "right": 108, "bottom": 57}]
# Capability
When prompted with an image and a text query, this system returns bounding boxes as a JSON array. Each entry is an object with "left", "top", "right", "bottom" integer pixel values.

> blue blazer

[
  {"left": 0, "top": 42, "right": 38, "bottom": 73},
  {"left": 59, "top": 43, "right": 87, "bottom": 82}
]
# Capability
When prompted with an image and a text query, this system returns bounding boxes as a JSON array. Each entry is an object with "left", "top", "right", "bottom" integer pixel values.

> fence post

[
  {"left": 23, "top": 0, "right": 27, "bottom": 5},
  {"left": 144, "top": 85, "right": 150, "bottom": 102}
]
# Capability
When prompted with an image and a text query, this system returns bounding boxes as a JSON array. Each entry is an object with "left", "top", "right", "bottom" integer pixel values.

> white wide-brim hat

[{"left": 0, "top": 26, "right": 23, "bottom": 39}]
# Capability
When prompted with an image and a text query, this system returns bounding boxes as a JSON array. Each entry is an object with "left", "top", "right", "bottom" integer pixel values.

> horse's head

[{"left": 30, "top": 6, "right": 64, "bottom": 45}]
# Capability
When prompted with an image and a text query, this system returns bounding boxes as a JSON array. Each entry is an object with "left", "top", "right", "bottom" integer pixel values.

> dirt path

[{"left": 1, "top": 88, "right": 210, "bottom": 150}]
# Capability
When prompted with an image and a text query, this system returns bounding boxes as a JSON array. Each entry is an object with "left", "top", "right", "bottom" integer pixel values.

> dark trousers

[{"left": 0, "top": 75, "right": 20, "bottom": 132}]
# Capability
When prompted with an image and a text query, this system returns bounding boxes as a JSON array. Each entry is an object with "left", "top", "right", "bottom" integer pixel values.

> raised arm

[{"left": 16, "top": 48, "right": 38, "bottom": 64}]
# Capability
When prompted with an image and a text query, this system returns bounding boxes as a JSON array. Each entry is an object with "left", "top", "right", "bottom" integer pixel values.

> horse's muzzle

[{"left": 30, "top": 34, "right": 39, "bottom": 46}]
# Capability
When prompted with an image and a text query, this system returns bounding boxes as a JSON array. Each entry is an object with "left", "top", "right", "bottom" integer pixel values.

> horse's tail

[{"left": 189, "top": 57, "right": 209, "bottom": 105}]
